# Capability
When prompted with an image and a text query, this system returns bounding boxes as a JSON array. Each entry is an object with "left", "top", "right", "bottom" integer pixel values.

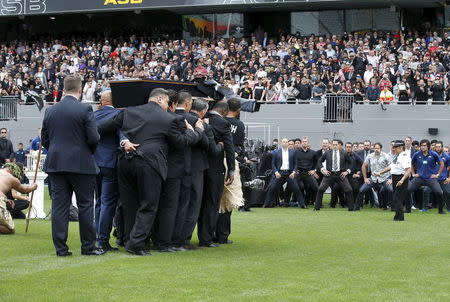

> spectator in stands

[
  {"left": 353, "top": 82, "right": 365, "bottom": 104},
  {"left": 430, "top": 78, "right": 445, "bottom": 104},
  {"left": 365, "top": 78, "right": 381, "bottom": 103},
  {"left": 252, "top": 78, "right": 266, "bottom": 101},
  {"left": 397, "top": 80, "right": 411, "bottom": 104},
  {"left": 239, "top": 82, "right": 252, "bottom": 99},
  {"left": 312, "top": 81, "right": 325, "bottom": 101},
  {"left": 414, "top": 79, "right": 429, "bottom": 104},
  {"left": 1, "top": 29, "right": 450, "bottom": 105},
  {"left": 296, "top": 77, "right": 312, "bottom": 101}
]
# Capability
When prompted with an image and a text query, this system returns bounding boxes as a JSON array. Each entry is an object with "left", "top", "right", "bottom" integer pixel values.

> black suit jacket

[
  {"left": 348, "top": 152, "right": 363, "bottom": 175},
  {"left": 98, "top": 101, "right": 201, "bottom": 180},
  {"left": 174, "top": 108, "right": 199, "bottom": 175},
  {"left": 204, "top": 111, "right": 235, "bottom": 174},
  {"left": 42, "top": 95, "right": 100, "bottom": 175},
  {"left": 317, "top": 149, "right": 352, "bottom": 172},
  {"left": 188, "top": 111, "right": 223, "bottom": 173}
]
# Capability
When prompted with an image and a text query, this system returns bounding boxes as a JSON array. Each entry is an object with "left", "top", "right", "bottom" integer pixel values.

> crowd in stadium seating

[{"left": 1, "top": 30, "right": 450, "bottom": 104}]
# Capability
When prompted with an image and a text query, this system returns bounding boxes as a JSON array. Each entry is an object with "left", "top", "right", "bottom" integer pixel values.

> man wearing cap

[{"left": 375, "top": 140, "right": 411, "bottom": 221}]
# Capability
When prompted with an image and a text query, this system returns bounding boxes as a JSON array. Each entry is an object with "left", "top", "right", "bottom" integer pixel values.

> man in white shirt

[
  {"left": 375, "top": 140, "right": 411, "bottom": 221},
  {"left": 364, "top": 64, "right": 375, "bottom": 86},
  {"left": 263, "top": 138, "right": 301, "bottom": 207}
]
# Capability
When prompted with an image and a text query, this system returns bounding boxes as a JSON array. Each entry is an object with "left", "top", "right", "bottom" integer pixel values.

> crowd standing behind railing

[{"left": 1, "top": 30, "right": 450, "bottom": 104}]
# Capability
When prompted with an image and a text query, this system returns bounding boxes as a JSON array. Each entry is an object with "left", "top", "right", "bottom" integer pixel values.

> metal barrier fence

[
  {"left": 26, "top": 153, "right": 46, "bottom": 172},
  {"left": 323, "top": 94, "right": 354, "bottom": 123},
  {"left": 0, "top": 96, "right": 18, "bottom": 121}
]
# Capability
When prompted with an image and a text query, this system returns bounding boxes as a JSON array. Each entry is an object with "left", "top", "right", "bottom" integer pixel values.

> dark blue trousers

[{"left": 95, "top": 167, "right": 119, "bottom": 246}]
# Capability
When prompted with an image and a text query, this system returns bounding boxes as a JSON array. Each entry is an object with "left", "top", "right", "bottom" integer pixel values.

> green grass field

[{"left": 1, "top": 199, "right": 450, "bottom": 302}]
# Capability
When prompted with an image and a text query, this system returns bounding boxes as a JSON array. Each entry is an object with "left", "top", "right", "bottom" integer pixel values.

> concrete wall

[
  {"left": 2, "top": 103, "right": 450, "bottom": 152},
  {"left": 241, "top": 103, "right": 450, "bottom": 150}
]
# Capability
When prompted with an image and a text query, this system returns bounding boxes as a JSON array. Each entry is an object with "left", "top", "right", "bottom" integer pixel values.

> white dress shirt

[
  {"left": 391, "top": 151, "right": 411, "bottom": 175},
  {"left": 280, "top": 148, "right": 290, "bottom": 170}
]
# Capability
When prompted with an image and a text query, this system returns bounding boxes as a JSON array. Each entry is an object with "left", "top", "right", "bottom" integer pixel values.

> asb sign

[
  {"left": 0, "top": 0, "right": 46, "bottom": 15},
  {"left": 103, "top": 0, "right": 142, "bottom": 5}
]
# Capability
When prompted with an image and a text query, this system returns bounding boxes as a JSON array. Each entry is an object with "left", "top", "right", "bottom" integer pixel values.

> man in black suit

[
  {"left": 330, "top": 142, "right": 363, "bottom": 208},
  {"left": 41, "top": 74, "right": 104, "bottom": 257},
  {"left": 153, "top": 90, "right": 201, "bottom": 252},
  {"left": 198, "top": 101, "right": 235, "bottom": 248},
  {"left": 179, "top": 99, "right": 223, "bottom": 249},
  {"left": 98, "top": 88, "right": 204, "bottom": 255},
  {"left": 315, "top": 139, "right": 354, "bottom": 211},
  {"left": 263, "top": 138, "right": 300, "bottom": 207},
  {"left": 170, "top": 91, "right": 199, "bottom": 251}
]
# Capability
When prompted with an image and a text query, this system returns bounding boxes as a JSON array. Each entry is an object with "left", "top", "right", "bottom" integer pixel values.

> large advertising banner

[
  {"left": 0, "top": 0, "right": 326, "bottom": 17},
  {"left": 182, "top": 13, "right": 243, "bottom": 40}
]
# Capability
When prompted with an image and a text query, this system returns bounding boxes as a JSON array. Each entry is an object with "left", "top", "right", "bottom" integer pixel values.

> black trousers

[
  {"left": 331, "top": 176, "right": 362, "bottom": 208},
  {"left": 240, "top": 163, "right": 253, "bottom": 210},
  {"left": 392, "top": 175, "right": 407, "bottom": 220},
  {"left": 181, "top": 171, "right": 204, "bottom": 246},
  {"left": 7, "top": 199, "right": 29, "bottom": 219},
  {"left": 215, "top": 211, "right": 231, "bottom": 242},
  {"left": 154, "top": 177, "right": 181, "bottom": 249},
  {"left": 297, "top": 172, "right": 319, "bottom": 203},
  {"left": 264, "top": 171, "right": 302, "bottom": 207},
  {"left": 198, "top": 169, "right": 224, "bottom": 245},
  {"left": 48, "top": 172, "right": 96, "bottom": 254},
  {"left": 315, "top": 173, "right": 354, "bottom": 210},
  {"left": 407, "top": 177, "right": 444, "bottom": 212},
  {"left": 171, "top": 174, "right": 192, "bottom": 247},
  {"left": 118, "top": 156, "right": 162, "bottom": 250}
]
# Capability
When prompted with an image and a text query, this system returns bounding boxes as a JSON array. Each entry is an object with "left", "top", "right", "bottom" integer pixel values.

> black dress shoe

[
  {"left": 171, "top": 246, "right": 188, "bottom": 252},
  {"left": 199, "top": 243, "right": 219, "bottom": 248},
  {"left": 217, "top": 240, "right": 233, "bottom": 244},
  {"left": 82, "top": 248, "right": 107, "bottom": 256},
  {"left": 56, "top": 251, "right": 72, "bottom": 257},
  {"left": 115, "top": 238, "right": 125, "bottom": 247},
  {"left": 98, "top": 243, "right": 119, "bottom": 252},
  {"left": 348, "top": 208, "right": 354, "bottom": 211},
  {"left": 126, "top": 248, "right": 150, "bottom": 256}
]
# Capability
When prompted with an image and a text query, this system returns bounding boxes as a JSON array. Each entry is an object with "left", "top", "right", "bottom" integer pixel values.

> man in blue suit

[
  {"left": 42, "top": 74, "right": 104, "bottom": 257},
  {"left": 263, "top": 138, "right": 301, "bottom": 207},
  {"left": 93, "top": 90, "right": 126, "bottom": 252}
]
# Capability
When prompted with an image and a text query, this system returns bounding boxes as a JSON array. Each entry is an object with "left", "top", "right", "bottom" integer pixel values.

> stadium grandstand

[{"left": 0, "top": 0, "right": 450, "bottom": 145}]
